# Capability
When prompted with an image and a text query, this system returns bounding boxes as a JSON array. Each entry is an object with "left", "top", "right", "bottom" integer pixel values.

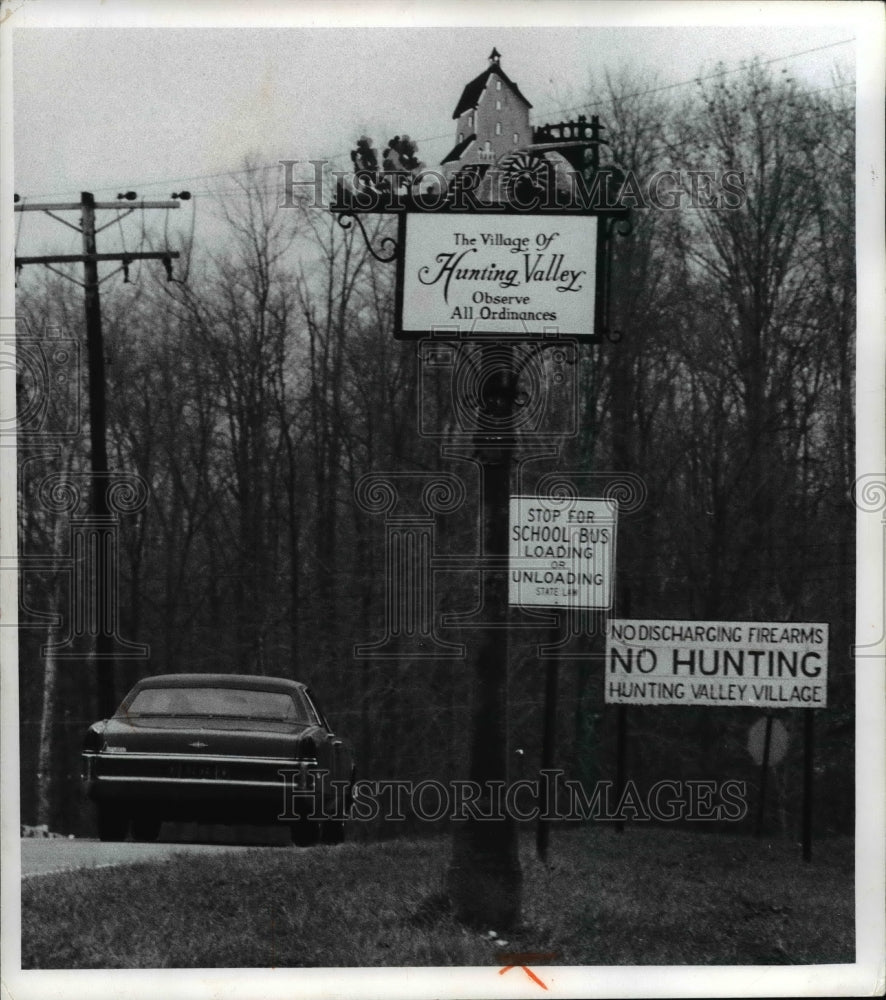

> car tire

[
  {"left": 131, "top": 812, "right": 162, "bottom": 842},
  {"left": 290, "top": 817, "right": 321, "bottom": 847},
  {"left": 96, "top": 804, "right": 129, "bottom": 842}
]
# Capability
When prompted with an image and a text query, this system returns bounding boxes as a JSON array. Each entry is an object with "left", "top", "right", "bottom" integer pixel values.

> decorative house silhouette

[
  {"left": 441, "top": 49, "right": 533, "bottom": 177},
  {"left": 439, "top": 49, "right": 611, "bottom": 206},
  {"left": 332, "top": 48, "right": 616, "bottom": 208}
]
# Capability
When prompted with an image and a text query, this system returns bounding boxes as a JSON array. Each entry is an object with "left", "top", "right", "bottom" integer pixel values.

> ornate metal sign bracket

[
  {"left": 329, "top": 114, "right": 633, "bottom": 342},
  {"left": 599, "top": 213, "right": 634, "bottom": 343},
  {"left": 335, "top": 211, "right": 399, "bottom": 263}
]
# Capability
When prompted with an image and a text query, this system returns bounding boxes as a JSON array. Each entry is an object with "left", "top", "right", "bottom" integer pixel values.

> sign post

[
  {"left": 510, "top": 494, "right": 618, "bottom": 856},
  {"left": 330, "top": 81, "right": 630, "bottom": 925},
  {"left": 537, "top": 617, "right": 561, "bottom": 862},
  {"left": 755, "top": 715, "right": 773, "bottom": 836},
  {"left": 803, "top": 711, "right": 815, "bottom": 861},
  {"left": 606, "top": 619, "right": 827, "bottom": 858},
  {"left": 446, "top": 345, "right": 523, "bottom": 927},
  {"left": 748, "top": 715, "right": 789, "bottom": 836}
]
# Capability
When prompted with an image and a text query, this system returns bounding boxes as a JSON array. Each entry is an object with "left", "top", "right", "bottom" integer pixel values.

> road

[{"left": 21, "top": 826, "right": 291, "bottom": 879}]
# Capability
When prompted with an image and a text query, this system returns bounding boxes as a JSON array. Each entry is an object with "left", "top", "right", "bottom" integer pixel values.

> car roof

[{"left": 130, "top": 673, "right": 308, "bottom": 694}]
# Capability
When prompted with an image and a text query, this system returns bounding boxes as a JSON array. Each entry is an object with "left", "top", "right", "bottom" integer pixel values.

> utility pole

[{"left": 15, "top": 191, "right": 182, "bottom": 718}]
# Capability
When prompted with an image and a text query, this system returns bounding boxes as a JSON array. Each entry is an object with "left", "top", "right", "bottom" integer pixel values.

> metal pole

[
  {"left": 536, "top": 613, "right": 560, "bottom": 862},
  {"left": 614, "top": 587, "right": 630, "bottom": 833},
  {"left": 614, "top": 704, "right": 627, "bottom": 833},
  {"left": 447, "top": 342, "right": 522, "bottom": 928},
  {"left": 81, "top": 192, "right": 115, "bottom": 719},
  {"left": 802, "top": 710, "right": 814, "bottom": 862},
  {"left": 754, "top": 714, "right": 773, "bottom": 836}
]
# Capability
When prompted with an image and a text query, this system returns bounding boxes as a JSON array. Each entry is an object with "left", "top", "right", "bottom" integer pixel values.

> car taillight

[{"left": 83, "top": 726, "right": 105, "bottom": 754}]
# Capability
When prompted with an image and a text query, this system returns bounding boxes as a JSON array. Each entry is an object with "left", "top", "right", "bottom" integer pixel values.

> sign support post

[
  {"left": 447, "top": 343, "right": 523, "bottom": 928},
  {"left": 606, "top": 619, "right": 827, "bottom": 857},
  {"left": 614, "top": 704, "right": 628, "bottom": 835},
  {"left": 510, "top": 493, "right": 618, "bottom": 857},
  {"left": 754, "top": 714, "right": 774, "bottom": 836},
  {"left": 802, "top": 710, "right": 815, "bottom": 862},
  {"left": 536, "top": 611, "right": 561, "bottom": 862},
  {"left": 330, "top": 113, "right": 630, "bottom": 927},
  {"left": 614, "top": 587, "right": 631, "bottom": 834}
]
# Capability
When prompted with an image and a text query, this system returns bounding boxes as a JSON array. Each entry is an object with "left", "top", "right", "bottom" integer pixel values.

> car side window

[{"left": 303, "top": 688, "right": 330, "bottom": 730}]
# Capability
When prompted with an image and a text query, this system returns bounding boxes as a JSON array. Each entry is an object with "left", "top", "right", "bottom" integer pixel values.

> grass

[{"left": 21, "top": 826, "right": 854, "bottom": 968}]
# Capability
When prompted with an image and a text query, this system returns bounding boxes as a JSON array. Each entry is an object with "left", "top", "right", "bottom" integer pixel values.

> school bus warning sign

[
  {"left": 606, "top": 620, "right": 828, "bottom": 708},
  {"left": 509, "top": 495, "right": 617, "bottom": 608}
]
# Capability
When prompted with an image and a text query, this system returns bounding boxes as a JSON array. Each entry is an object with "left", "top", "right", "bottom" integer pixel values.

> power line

[
  {"left": 112, "top": 89, "right": 853, "bottom": 208},
  {"left": 530, "top": 37, "right": 856, "bottom": 120},
  {"left": 21, "top": 39, "right": 855, "bottom": 202}
]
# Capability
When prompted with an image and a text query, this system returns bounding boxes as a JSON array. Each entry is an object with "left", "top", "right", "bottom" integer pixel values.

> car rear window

[{"left": 124, "top": 686, "right": 308, "bottom": 722}]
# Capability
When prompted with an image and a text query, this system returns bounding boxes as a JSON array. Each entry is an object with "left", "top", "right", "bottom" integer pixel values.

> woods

[{"left": 17, "top": 61, "right": 855, "bottom": 840}]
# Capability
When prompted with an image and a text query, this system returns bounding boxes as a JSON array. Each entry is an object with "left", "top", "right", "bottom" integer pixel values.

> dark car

[{"left": 82, "top": 673, "right": 355, "bottom": 846}]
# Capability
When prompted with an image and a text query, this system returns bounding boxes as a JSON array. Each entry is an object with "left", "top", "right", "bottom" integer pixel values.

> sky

[
  {"left": 5, "top": 2, "right": 865, "bottom": 259},
  {"left": 11, "top": 15, "right": 859, "bottom": 205}
]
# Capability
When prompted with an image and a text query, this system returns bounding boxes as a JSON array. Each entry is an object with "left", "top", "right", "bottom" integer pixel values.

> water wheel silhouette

[{"left": 497, "top": 150, "right": 552, "bottom": 204}]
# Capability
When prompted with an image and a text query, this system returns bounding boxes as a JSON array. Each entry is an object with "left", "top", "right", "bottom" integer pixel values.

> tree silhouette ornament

[{"left": 350, "top": 135, "right": 380, "bottom": 191}]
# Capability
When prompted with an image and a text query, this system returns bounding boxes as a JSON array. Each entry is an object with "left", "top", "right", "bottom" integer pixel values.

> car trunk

[{"left": 103, "top": 715, "right": 314, "bottom": 758}]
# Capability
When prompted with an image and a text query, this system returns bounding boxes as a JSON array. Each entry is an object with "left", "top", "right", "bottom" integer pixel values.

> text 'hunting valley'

[{"left": 418, "top": 249, "right": 587, "bottom": 302}]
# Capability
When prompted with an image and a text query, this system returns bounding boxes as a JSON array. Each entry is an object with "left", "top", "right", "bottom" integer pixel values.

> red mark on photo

[{"left": 498, "top": 951, "right": 558, "bottom": 990}]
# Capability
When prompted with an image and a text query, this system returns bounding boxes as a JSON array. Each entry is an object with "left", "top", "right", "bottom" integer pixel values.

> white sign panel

[
  {"left": 509, "top": 495, "right": 617, "bottom": 608},
  {"left": 400, "top": 213, "right": 598, "bottom": 337},
  {"left": 606, "top": 620, "right": 829, "bottom": 708}
]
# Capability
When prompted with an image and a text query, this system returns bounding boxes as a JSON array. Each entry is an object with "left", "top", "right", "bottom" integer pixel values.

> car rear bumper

[{"left": 82, "top": 751, "right": 323, "bottom": 817}]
